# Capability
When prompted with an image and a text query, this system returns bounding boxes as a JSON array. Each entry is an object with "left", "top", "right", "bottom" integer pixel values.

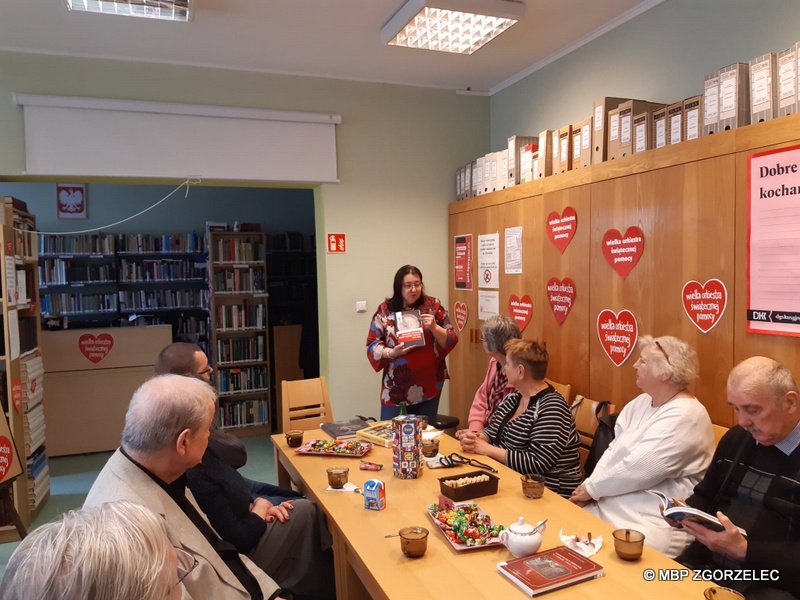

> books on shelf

[
  {"left": 356, "top": 420, "right": 394, "bottom": 448},
  {"left": 395, "top": 309, "right": 425, "bottom": 348},
  {"left": 320, "top": 418, "right": 371, "bottom": 439},
  {"left": 647, "top": 489, "right": 747, "bottom": 536},
  {"left": 497, "top": 545, "right": 604, "bottom": 596},
  {"left": 20, "top": 354, "right": 44, "bottom": 411}
]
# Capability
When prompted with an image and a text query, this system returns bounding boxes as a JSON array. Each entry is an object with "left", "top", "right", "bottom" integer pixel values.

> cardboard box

[
  {"left": 471, "top": 160, "right": 479, "bottom": 197},
  {"left": 497, "top": 149, "right": 509, "bottom": 191},
  {"left": 703, "top": 71, "right": 720, "bottom": 135},
  {"left": 607, "top": 108, "right": 621, "bottom": 160},
  {"left": 592, "top": 96, "right": 629, "bottom": 164},
  {"left": 455, "top": 166, "right": 463, "bottom": 200},
  {"left": 507, "top": 135, "right": 539, "bottom": 185},
  {"left": 632, "top": 111, "right": 653, "bottom": 154},
  {"left": 557, "top": 125, "right": 572, "bottom": 174},
  {"left": 535, "top": 130, "right": 555, "bottom": 179},
  {"left": 618, "top": 100, "right": 665, "bottom": 158},
  {"left": 667, "top": 101, "right": 684, "bottom": 145},
  {"left": 750, "top": 52, "right": 778, "bottom": 123},
  {"left": 571, "top": 117, "right": 592, "bottom": 169},
  {"left": 777, "top": 45, "right": 797, "bottom": 117},
  {"left": 652, "top": 105, "right": 669, "bottom": 149},
  {"left": 475, "top": 155, "right": 485, "bottom": 195},
  {"left": 519, "top": 144, "right": 535, "bottom": 183},
  {"left": 438, "top": 470, "right": 499, "bottom": 501},
  {"left": 719, "top": 62, "right": 750, "bottom": 131},
  {"left": 683, "top": 95, "right": 702, "bottom": 141},
  {"left": 487, "top": 152, "right": 497, "bottom": 193},
  {"left": 363, "top": 479, "right": 386, "bottom": 511}
]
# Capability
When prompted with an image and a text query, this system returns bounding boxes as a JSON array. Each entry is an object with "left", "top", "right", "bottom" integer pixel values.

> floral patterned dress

[{"left": 366, "top": 296, "right": 458, "bottom": 407}]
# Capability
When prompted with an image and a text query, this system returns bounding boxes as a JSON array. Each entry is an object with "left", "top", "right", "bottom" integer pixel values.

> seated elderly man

[
  {"left": 84, "top": 374, "right": 285, "bottom": 600},
  {"left": 155, "top": 342, "right": 335, "bottom": 600},
  {"left": 675, "top": 356, "right": 800, "bottom": 599}
]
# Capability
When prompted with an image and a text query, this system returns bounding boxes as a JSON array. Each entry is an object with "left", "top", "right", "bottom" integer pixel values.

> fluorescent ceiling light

[
  {"left": 381, "top": 0, "right": 524, "bottom": 55},
  {"left": 64, "top": 0, "right": 192, "bottom": 22}
]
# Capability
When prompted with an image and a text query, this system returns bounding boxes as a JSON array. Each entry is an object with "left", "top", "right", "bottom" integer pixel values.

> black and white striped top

[{"left": 484, "top": 386, "right": 582, "bottom": 498}]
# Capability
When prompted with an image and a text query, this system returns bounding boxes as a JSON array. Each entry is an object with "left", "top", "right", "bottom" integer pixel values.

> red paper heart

[
  {"left": 602, "top": 226, "right": 644, "bottom": 279},
  {"left": 682, "top": 279, "right": 727, "bottom": 333},
  {"left": 453, "top": 301, "right": 468, "bottom": 331},
  {"left": 546, "top": 207, "right": 578, "bottom": 254},
  {"left": 546, "top": 277, "right": 576, "bottom": 325},
  {"left": 597, "top": 309, "right": 638, "bottom": 366},
  {"left": 508, "top": 294, "right": 533, "bottom": 332},
  {"left": 0, "top": 436, "right": 13, "bottom": 482},
  {"left": 78, "top": 333, "right": 115, "bottom": 364}
]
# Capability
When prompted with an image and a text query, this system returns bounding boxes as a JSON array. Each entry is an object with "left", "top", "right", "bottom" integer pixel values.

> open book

[
  {"left": 395, "top": 310, "right": 425, "bottom": 348},
  {"left": 497, "top": 545, "right": 604, "bottom": 596},
  {"left": 648, "top": 490, "right": 747, "bottom": 536}
]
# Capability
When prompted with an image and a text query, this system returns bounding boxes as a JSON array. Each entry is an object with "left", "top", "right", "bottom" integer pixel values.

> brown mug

[
  {"left": 285, "top": 430, "right": 304, "bottom": 448},
  {"left": 612, "top": 528, "right": 645, "bottom": 560},
  {"left": 521, "top": 474, "right": 545, "bottom": 499},
  {"left": 399, "top": 526, "right": 429, "bottom": 558},
  {"left": 421, "top": 438, "right": 440, "bottom": 458},
  {"left": 327, "top": 467, "right": 349, "bottom": 489}
]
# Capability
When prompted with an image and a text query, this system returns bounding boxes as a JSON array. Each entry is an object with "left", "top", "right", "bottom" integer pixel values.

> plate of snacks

[
  {"left": 426, "top": 500, "right": 505, "bottom": 551},
  {"left": 295, "top": 439, "right": 372, "bottom": 457}
]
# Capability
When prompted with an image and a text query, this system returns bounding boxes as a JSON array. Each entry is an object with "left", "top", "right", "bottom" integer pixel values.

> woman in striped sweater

[{"left": 457, "top": 339, "right": 582, "bottom": 497}]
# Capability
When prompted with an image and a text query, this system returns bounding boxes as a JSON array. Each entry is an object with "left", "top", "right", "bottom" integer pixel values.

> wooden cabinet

[{"left": 208, "top": 231, "right": 271, "bottom": 436}]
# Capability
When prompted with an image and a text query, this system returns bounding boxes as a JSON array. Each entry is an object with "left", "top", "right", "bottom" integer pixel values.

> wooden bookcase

[
  {"left": 208, "top": 231, "right": 271, "bottom": 436},
  {"left": 0, "top": 200, "right": 48, "bottom": 541}
]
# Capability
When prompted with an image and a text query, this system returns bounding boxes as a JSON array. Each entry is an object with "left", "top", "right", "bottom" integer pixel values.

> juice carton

[{"left": 363, "top": 479, "right": 386, "bottom": 511}]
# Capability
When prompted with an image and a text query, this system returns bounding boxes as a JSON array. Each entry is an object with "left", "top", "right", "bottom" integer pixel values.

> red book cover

[
  {"left": 497, "top": 546, "right": 604, "bottom": 596},
  {"left": 395, "top": 310, "right": 425, "bottom": 348}
]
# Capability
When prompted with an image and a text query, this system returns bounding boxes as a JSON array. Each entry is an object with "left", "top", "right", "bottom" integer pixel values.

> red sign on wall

[{"left": 327, "top": 233, "right": 346, "bottom": 253}]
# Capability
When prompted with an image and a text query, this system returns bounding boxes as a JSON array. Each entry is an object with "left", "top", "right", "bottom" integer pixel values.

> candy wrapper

[
  {"left": 559, "top": 528, "right": 603, "bottom": 557},
  {"left": 360, "top": 460, "right": 383, "bottom": 471}
]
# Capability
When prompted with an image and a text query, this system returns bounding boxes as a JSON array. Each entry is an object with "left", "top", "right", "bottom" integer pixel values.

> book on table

[
  {"left": 395, "top": 309, "right": 425, "bottom": 348},
  {"left": 497, "top": 545, "right": 604, "bottom": 596},
  {"left": 356, "top": 420, "right": 394, "bottom": 448},
  {"left": 647, "top": 489, "right": 747, "bottom": 536},
  {"left": 320, "top": 418, "right": 371, "bottom": 440}
]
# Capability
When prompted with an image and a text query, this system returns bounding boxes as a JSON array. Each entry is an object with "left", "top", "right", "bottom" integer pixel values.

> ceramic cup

[
  {"left": 399, "top": 526, "right": 429, "bottom": 558},
  {"left": 703, "top": 587, "right": 746, "bottom": 599},
  {"left": 421, "top": 438, "right": 440, "bottom": 458},
  {"left": 326, "top": 467, "right": 349, "bottom": 489},
  {"left": 521, "top": 474, "right": 545, "bottom": 499},
  {"left": 612, "top": 528, "right": 645, "bottom": 560},
  {"left": 285, "top": 430, "right": 304, "bottom": 448}
]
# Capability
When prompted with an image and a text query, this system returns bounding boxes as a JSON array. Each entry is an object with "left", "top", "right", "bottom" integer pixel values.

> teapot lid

[{"left": 509, "top": 516, "right": 535, "bottom": 534}]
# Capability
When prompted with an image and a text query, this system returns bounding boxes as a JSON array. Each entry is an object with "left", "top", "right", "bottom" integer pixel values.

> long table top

[{"left": 272, "top": 430, "right": 711, "bottom": 599}]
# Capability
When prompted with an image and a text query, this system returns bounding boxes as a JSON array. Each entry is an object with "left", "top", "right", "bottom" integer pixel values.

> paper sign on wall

[
  {"left": 78, "top": 333, "right": 115, "bottom": 364},
  {"left": 602, "top": 227, "right": 644, "bottom": 279},
  {"left": 454, "top": 234, "right": 473, "bottom": 291},
  {"left": 597, "top": 309, "right": 639, "bottom": 366},
  {"left": 547, "top": 277, "right": 576, "bottom": 325},
  {"left": 453, "top": 301, "right": 468, "bottom": 331},
  {"left": 683, "top": 279, "right": 727, "bottom": 332},
  {"left": 478, "top": 233, "right": 500, "bottom": 289},
  {"left": 508, "top": 294, "right": 533, "bottom": 331},
  {"left": 505, "top": 226, "right": 523, "bottom": 274},
  {"left": 546, "top": 207, "right": 577, "bottom": 254},
  {"left": 478, "top": 291, "right": 499, "bottom": 320}
]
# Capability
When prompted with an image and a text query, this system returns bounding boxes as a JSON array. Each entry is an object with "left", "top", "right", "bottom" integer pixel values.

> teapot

[{"left": 499, "top": 516, "right": 546, "bottom": 558}]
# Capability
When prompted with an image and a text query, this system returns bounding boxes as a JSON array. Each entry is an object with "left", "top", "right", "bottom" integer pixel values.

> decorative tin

[{"left": 392, "top": 415, "right": 422, "bottom": 479}]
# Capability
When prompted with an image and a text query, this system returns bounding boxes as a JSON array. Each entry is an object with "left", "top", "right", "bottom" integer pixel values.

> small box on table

[{"left": 438, "top": 470, "right": 499, "bottom": 501}]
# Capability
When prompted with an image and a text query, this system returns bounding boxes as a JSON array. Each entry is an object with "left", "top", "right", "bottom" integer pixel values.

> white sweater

[{"left": 583, "top": 392, "right": 714, "bottom": 557}]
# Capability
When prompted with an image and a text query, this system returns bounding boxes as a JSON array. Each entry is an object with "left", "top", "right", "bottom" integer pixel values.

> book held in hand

[
  {"left": 647, "top": 489, "right": 747, "bottom": 536},
  {"left": 395, "top": 309, "right": 425, "bottom": 348},
  {"left": 320, "top": 418, "right": 371, "bottom": 440},
  {"left": 497, "top": 545, "right": 604, "bottom": 596}
]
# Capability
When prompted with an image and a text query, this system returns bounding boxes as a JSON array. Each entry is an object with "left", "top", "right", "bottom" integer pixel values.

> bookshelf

[
  {"left": 0, "top": 197, "right": 49, "bottom": 541},
  {"left": 208, "top": 230, "right": 271, "bottom": 436}
]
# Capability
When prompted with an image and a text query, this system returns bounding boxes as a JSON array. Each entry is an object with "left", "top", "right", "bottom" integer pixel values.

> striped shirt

[{"left": 484, "top": 387, "right": 582, "bottom": 497}]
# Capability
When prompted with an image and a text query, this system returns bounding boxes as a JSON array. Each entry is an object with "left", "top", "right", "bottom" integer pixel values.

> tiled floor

[{"left": 0, "top": 435, "right": 277, "bottom": 577}]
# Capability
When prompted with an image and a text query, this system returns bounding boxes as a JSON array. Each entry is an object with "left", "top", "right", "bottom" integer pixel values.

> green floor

[{"left": 0, "top": 435, "right": 277, "bottom": 578}]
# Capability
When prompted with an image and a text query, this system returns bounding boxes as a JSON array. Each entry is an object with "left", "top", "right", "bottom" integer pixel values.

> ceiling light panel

[{"left": 65, "top": 0, "right": 192, "bottom": 22}]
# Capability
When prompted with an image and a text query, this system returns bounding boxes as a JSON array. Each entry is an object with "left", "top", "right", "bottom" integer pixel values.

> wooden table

[{"left": 273, "top": 431, "right": 710, "bottom": 599}]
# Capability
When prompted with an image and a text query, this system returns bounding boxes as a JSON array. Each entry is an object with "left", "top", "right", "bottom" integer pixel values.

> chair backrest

[
  {"left": 281, "top": 376, "right": 333, "bottom": 433},
  {"left": 546, "top": 378, "right": 572, "bottom": 404},
  {"left": 570, "top": 394, "right": 616, "bottom": 476},
  {"left": 712, "top": 423, "right": 729, "bottom": 446}
]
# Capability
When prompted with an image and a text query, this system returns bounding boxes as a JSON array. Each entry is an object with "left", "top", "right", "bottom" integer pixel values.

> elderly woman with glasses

[
  {"left": 568, "top": 335, "right": 714, "bottom": 558},
  {"left": 366, "top": 264, "right": 458, "bottom": 421},
  {"left": 458, "top": 339, "right": 582, "bottom": 498}
]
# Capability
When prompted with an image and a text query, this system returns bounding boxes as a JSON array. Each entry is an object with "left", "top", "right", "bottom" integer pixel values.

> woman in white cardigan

[{"left": 568, "top": 335, "right": 714, "bottom": 558}]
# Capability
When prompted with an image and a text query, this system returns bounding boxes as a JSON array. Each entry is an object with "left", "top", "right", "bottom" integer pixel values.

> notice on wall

[
  {"left": 478, "top": 233, "right": 500, "bottom": 289},
  {"left": 478, "top": 291, "right": 499, "bottom": 320},
  {"left": 747, "top": 144, "right": 800, "bottom": 336},
  {"left": 505, "top": 226, "right": 523, "bottom": 274},
  {"left": 454, "top": 234, "right": 473, "bottom": 291}
]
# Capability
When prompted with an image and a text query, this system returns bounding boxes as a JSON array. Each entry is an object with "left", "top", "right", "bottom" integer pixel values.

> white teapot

[{"left": 499, "top": 517, "right": 546, "bottom": 558}]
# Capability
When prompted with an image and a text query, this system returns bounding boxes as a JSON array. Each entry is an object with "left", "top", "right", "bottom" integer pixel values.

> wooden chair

[
  {"left": 712, "top": 423, "right": 729, "bottom": 446},
  {"left": 570, "top": 394, "right": 616, "bottom": 476},
  {"left": 281, "top": 376, "right": 333, "bottom": 433},
  {"left": 546, "top": 378, "right": 572, "bottom": 404}
]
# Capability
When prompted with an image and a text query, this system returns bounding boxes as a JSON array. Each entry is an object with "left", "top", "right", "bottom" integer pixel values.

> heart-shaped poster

[
  {"left": 78, "top": 333, "right": 115, "bottom": 364},
  {"left": 0, "top": 436, "right": 13, "bottom": 481},
  {"left": 453, "top": 301, "right": 468, "bottom": 331},
  {"left": 597, "top": 309, "right": 639, "bottom": 366},
  {"left": 602, "top": 226, "right": 644, "bottom": 279},
  {"left": 546, "top": 207, "right": 578, "bottom": 254},
  {"left": 682, "top": 279, "right": 727, "bottom": 333},
  {"left": 546, "top": 277, "right": 576, "bottom": 325},
  {"left": 508, "top": 294, "right": 533, "bottom": 332}
]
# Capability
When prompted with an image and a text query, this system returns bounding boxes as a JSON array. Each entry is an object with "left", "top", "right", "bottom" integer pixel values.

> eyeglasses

[
  {"left": 654, "top": 340, "right": 671, "bottom": 365},
  {"left": 172, "top": 547, "right": 198, "bottom": 592},
  {"left": 438, "top": 453, "right": 498, "bottom": 473},
  {"left": 402, "top": 282, "right": 423, "bottom": 290}
]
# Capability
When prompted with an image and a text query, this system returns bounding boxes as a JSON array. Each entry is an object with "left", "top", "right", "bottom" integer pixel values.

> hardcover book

[
  {"left": 648, "top": 490, "right": 747, "bottom": 536},
  {"left": 355, "top": 420, "right": 394, "bottom": 448},
  {"left": 395, "top": 310, "right": 425, "bottom": 348},
  {"left": 497, "top": 546, "right": 604, "bottom": 596},
  {"left": 320, "top": 418, "right": 371, "bottom": 440}
]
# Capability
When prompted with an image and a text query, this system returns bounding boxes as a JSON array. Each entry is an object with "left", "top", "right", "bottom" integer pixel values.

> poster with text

[
  {"left": 505, "top": 226, "right": 523, "bottom": 274},
  {"left": 747, "top": 145, "right": 800, "bottom": 336},
  {"left": 478, "top": 291, "right": 499, "bottom": 320},
  {"left": 454, "top": 234, "right": 473, "bottom": 291},
  {"left": 478, "top": 233, "right": 500, "bottom": 289}
]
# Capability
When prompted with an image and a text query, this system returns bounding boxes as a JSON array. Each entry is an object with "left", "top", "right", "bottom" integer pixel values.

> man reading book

[{"left": 676, "top": 357, "right": 800, "bottom": 599}]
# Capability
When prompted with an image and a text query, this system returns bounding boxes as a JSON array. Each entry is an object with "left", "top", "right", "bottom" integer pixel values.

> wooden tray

[{"left": 295, "top": 439, "right": 372, "bottom": 457}]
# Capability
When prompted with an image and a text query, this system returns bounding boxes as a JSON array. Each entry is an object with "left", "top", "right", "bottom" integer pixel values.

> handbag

[{"left": 584, "top": 401, "right": 616, "bottom": 478}]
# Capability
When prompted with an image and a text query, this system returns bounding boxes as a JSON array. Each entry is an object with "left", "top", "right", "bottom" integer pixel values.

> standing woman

[{"left": 366, "top": 265, "right": 459, "bottom": 422}]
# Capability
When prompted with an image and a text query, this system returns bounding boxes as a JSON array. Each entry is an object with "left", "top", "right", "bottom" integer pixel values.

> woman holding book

[
  {"left": 366, "top": 264, "right": 458, "bottom": 421},
  {"left": 458, "top": 339, "right": 582, "bottom": 497},
  {"left": 568, "top": 335, "right": 714, "bottom": 558}
]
